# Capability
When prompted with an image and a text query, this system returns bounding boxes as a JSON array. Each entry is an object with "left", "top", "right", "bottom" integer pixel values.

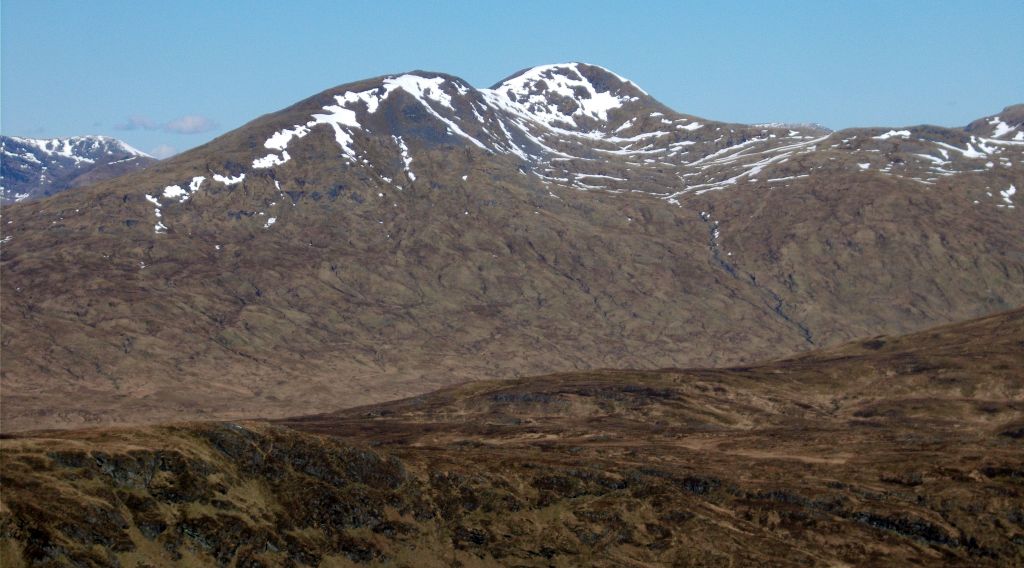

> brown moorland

[{"left": 2, "top": 307, "right": 1021, "bottom": 566}]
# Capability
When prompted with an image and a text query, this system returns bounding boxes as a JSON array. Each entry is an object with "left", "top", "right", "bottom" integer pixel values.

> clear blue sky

[{"left": 2, "top": 0, "right": 1022, "bottom": 158}]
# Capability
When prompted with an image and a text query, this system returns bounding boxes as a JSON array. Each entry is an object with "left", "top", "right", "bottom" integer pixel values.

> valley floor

[{"left": 2, "top": 308, "right": 1022, "bottom": 566}]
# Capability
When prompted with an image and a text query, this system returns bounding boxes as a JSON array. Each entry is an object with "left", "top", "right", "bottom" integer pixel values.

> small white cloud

[
  {"left": 149, "top": 144, "right": 177, "bottom": 159},
  {"left": 115, "top": 114, "right": 218, "bottom": 134},
  {"left": 164, "top": 115, "right": 218, "bottom": 134},
  {"left": 115, "top": 115, "right": 160, "bottom": 131}
]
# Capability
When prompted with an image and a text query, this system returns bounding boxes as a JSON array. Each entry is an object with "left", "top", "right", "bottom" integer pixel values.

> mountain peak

[
  {"left": 483, "top": 62, "right": 655, "bottom": 131},
  {"left": 490, "top": 62, "right": 648, "bottom": 95},
  {"left": 238, "top": 63, "right": 667, "bottom": 174}
]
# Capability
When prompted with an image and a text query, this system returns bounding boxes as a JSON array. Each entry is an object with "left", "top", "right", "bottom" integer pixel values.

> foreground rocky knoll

[
  {"left": 2, "top": 308, "right": 1021, "bottom": 566},
  {"left": 2, "top": 64, "right": 1022, "bottom": 432}
]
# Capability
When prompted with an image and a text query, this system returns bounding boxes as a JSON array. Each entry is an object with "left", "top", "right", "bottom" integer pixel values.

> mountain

[
  {"left": 1, "top": 63, "right": 1022, "bottom": 432},
  {"left": 2, "top": 308, "right": 1021, "bottom": 565},
  {"left": 0, "top": 135, "right": 157, "bottom": 204}
]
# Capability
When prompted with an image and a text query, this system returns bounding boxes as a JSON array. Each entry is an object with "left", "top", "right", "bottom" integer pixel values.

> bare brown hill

[
  {"left": 1, "top": 64, "right": 1022, "bottom": 431},
  {"left": 1, "top": 308, "right": 1022, "bottom": 566}
]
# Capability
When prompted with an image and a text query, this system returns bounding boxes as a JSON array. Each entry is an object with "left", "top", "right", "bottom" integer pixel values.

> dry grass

[{"left": 1, "top": 308, "right": 1021, "bottom": 565}]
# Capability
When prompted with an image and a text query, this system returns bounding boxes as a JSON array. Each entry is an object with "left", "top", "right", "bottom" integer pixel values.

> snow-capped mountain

[
  {"left": 2, "top": 63, "right": 1022, "bottom": 431},
  {"left": 1, "top": 135, "right": 157, "bottom": 203},
  {"left": 134, "top": 62, "right": 1020, "bottom": 226}
]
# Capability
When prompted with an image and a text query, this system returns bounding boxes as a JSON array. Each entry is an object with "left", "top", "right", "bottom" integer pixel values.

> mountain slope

[
  {"left": 0, "top": 135, "right": 157, "bottom": 203},
  {"left": 1, "top": 64, "right": 1022, "bottom": 431},
  {"left": 2, "top": 308, "right": 1022, "bottom": 566}
]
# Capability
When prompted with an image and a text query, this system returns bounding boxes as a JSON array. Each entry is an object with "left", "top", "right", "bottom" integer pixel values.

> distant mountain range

[
  {"left": 0, "top": 135, "right": 156, "bottom": 204},
  {"left": 1, "top": 63, "right": 1021, "bottom": 431}
]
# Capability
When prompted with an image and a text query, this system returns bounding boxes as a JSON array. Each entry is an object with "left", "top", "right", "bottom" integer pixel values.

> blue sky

[{"left": 2, "top": 1, "right": 1022, "bottom": 158}]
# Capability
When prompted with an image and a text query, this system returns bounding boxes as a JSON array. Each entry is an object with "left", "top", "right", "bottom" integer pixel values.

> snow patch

[
  {"left": 145, "top": 194, "right": 166, "bottom": 234},
  {"left": 253, "top": 151, "right": 291, "bottom": 169},
  {"left": 213, "top": 173, "right": 245, "bottom": 185},
  {"left": 160, "top": 176, "right": 205, "bottom": 203},
  {"left": 873, "top": 130, "right": 911, "bottom": 140},
  {"left": 395, "top": 136, "right": 415, "bottom": 181},
  {"left": 988, "top": 116, "right": 1016, "bottom": 138},
  {"left": 1000, "top": 184, "right": 1016, "bottom": 207},
  {"left": 614, "top": 118, "right": 635, "bottom": 133},
  {"left": 934, "top": 140, "right": 989, "bottom": 159},
  {"left": 481, "top": 63, "right": 639, "bottom": 130}
]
